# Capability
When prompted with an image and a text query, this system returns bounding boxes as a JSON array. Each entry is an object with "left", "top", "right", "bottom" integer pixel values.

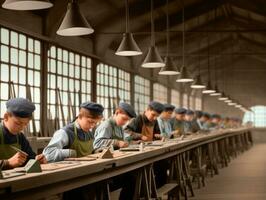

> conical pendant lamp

[
  {"left": 2, "top": 0, "right": 53, "bottom": 10},
  {"left": 210, "top": 85, "right": 222, "bottom": 96},
  {"left": 159, "top": 0, "right": 179, "bottom": 75},
  {"left": 202, "top": 81, "right": 215, "bottom": 94},
  {"left": 115, "top": 0, "right": 142, "bottom": 56},
  {"left": 57, "top": 0, "right": 94, "bottom": 36},
  {"left": 191, "top": 74, "right": 205, "bottom": 89},
  {"left": 176, "top": 66, "right": 193, "bottom": 83},
  {"left": 159, "top": 57, "right": 180, "bottom": 75},
  {"left": 142, "top": 0, "right": 164, "bottom": 68},
  {"left": 176, "top": 4, "right": 193, "bottom": 83},
  {"left": 218, "top": 92, "right": 228, "bottom": 101},
  {"left": 202, "top": 32, "right": 215, "bottom": 94}
]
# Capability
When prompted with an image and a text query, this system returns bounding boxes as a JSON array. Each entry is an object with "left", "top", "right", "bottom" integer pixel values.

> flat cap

[
  {"left": 186, "top": 109, "right": 195, "bottom": 115},
  {"left": 149, "top": 101, "right": 164, "bottom": 114},
  {"left": 80, "top": 102, "right": 104, "bottom": 116},
  {"left": 163, "top": 104, "right": 175, "bottom": 112},
  {"left": 119, "top": 102, "right": 136, "bottom": 118},
  {"left": 6, "top": 98, "right": 35, "bottom": 118},
  {"left": 195, "top": 110, "right": 203, "bottom": 118},
  {"left": 211, "top": 114, "right": 221, "bottom": 119},
  {"left": 202, "top": 112, "right": 211, "bottom": 118},
  {"left": 174, "top": 108, "right": 187, "bottom": 114}
]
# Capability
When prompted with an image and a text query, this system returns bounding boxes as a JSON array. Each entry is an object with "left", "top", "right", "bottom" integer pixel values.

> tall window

[
  {"left": 47, "top": 46, "right": 91, "bottom": 130},
  {"left": 134, "top": 75, "right": 150, "bottom": 114},
  {"left": 243, "top": 106, "right": 266, "bottom": 127},
  {"left": 195, "top": 97, "right": 202, "bottom": 110},
  {"left": 183, "top": 93, "right": 188, "bottom": 108},
  {"left": 96, "top": 64, "right": 131, "bottom": 119},
  {"left": 0, "top": 27, "right": 41, "bottom": 136},
  {"left": 153, "top": 83, "right": 167, "bottom": 103},
  {"left": 171, "top": 89, "right": 180, "bottom": 107},
  {"left": 96, "top": 63, "right": 118, "bottom": 119},
  {"left": 189, "top": 95, "right": 195, "bottom": 110},
  {"left": 118, "top": 69, "right": 131, "bottom": 104}
]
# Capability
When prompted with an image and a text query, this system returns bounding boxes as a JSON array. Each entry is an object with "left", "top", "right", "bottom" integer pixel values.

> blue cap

[
  {"left": 202, "top": 112, "right": 211, "bottom": 118},
  {"left": 186, "top": 109, "right": 195, "bottom": 115},
  {"left": 149, "top": 101, "right": 164, "bottom": 114},
  {"left": 174, "top": 108, "right": 187, "bottom": 114},
  {"left": 119, "top": 102, "right": 136, "bottom": 118},
  {"left": 163, "top": 104, "right": 175, "bottom": 111},
  {"left": 80, "top": 102, "right": 104, "bottom": 116},
  {"left": 6, "top": 98, "right": 35, "bottom": 118},
  {"left": 211, "top": 114, "right": 221, "bottom": 119},
  {"left": 195, "top": 110, "right": 203, "bottom": 118}
]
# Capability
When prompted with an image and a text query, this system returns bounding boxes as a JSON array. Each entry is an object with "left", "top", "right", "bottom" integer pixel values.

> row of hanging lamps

[
  {"left": 202, "top": 32, "right": 215, "bottom": 94},
  {"left": 142, "top": 0, "right": 165, "bottom": 68},
  {"left": 57, "top": 0, "right": 94, "bottom": 36},
  {"left": 159, "top": 0, "right": 179, "bottom": 75},
  {"left": 2, "top": 0, "right": 52, "bottom": 10},
  {"left": 218, "top": 92, "right": 228, "bottom": 101},
  {"left": 176, "top": 2, "right": 193, "bottom": 83},
  {"left": 191, "top": 17, "right": 205, "bottom": 89},
  {"left": 115, "top": 0, "right": 142, "bottom": 56}
]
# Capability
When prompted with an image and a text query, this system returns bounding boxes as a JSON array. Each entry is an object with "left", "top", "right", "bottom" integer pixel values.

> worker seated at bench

[
  {"left": 124, "top": 101, "right": 164, "bottom": 142},
  {"left": 43, "top": 102, "right": 104, "bottom": 162},
  {"left": 93, "top": 102, "right": 136, "bottom": 151},
  {"left": 93, "top": 102, "right": 137, "bottom": 200},
  {"left": 0, "top": 98, "right": 46, "bottom": 170}
]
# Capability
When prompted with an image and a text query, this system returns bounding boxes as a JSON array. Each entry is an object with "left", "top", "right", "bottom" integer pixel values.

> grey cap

[
  {"left": 149, "top": 101, "right": 164, "bottom": 114},
  {"left": 174, "top": 108, "right": 187, "bottom": 114},
  {"left": 186, "top": 109, "right": 195, "bottom": 115},
  {"left": 80, "top": 102, "right": 104, "bottom": 116},
  {"left": 163, "top": 104, "right": 175, "bottom": 112},
  {"left": 6, "top": 98, "right": 35, "bottom": 118},
  {"left": 119, "top": 102, "right": 136, "bottom": 118}
]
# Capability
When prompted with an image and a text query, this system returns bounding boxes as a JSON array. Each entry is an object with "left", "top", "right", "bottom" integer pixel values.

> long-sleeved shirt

[
  {"left": 43, "top": 121, "right": 94, "bottom": 162},
  {"left": 157, "top": 117, "right": 172, "bottom": 137},
  {"left": 0, "top": 124, "right": 36, "bottom": 160},
  {"left": 0, "top": 159, "right": 9, "bottom": 170},
  {"left": 124, "top": 114, "right": 160, "bottom": 140},
  {"left": 93, "top": 118, "right": 124, "bottom": 150},
  {"left": 170, "top": 118, "right": 185, "bottom": 136}
]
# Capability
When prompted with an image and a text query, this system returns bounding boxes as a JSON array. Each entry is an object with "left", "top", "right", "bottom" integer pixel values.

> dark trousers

[{"left": 153, "top": 159, "right": 169, "bottom": 188}]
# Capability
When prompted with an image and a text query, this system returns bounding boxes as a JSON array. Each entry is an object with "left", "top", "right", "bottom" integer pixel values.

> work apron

[
  {"left": 0, "top": 126, "right": 21, "bottom": 160},
  {"left": 70, "top": 124, "right": 94, "bottom": 157},
  {"left": 141, "top": 115, "right": 154, "bottom": 141}
]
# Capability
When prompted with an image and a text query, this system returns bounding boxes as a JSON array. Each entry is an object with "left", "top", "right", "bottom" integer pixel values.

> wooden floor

[{"left": 192, "top": 144, "right": 266, "bottom": 200}]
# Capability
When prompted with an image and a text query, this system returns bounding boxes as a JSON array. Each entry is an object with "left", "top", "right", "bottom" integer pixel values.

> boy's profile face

[
  {"left": 4, "top": 113, "right": 30, "bottom": 134},
  {"left": 145, "top": 109, "right": 159, "bottom": 122},
  {"left": 115, "top": 111, "right": 130, "bottom": 126}
]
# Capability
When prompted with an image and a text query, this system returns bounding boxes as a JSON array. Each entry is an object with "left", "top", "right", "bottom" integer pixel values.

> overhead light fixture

[
  {"left": 176, "top": 66, "right": 194, "bottom": 83},
  {"left": 191, "top": 74, "right": 205, "bottom": 89},
  {"left": 142, "top": 0, "right": 164, "bottom": 68},
  {"left": 228, "top": 102, "right": 237, "bottom": 106},
  {"left": 202, "top": 81, "right": 215, "bottom": 94},
  {"left": 176, "top": 4, "right": 193, "bottom": 83},
  {"left": 224, "top": 99, "right": 232, "bottom": 103},
  {"left": 218, "top": 92, "right": 228, "bottom": 101},
  {"left": 210, "top": 85, "right": 221, "bottom": 96},
  {"left": 57, "top": 0, "right": 94, "bottom": 36},
  {"left": 2, "top": 0, "right": 53, "bottom": 10},
  {"left": 235, "top": 104, "right": 242, "bottom": 108},
  {"left": 159, "top": 57, "right": 180, "bottom": 75},
  {"left": 115, "top": 0, "right": 142, "bottom": 56},
  {"left": 159, "top": 0, "right": 179, "bottom": 75}
]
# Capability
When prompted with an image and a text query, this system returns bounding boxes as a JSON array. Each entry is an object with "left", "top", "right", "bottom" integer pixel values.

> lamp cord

[
  {"left": 151, "top": 0, "right": 155, "bottom": 46},
  {"left": 125, "top": 0, "right": 129, "bottom": 32}
]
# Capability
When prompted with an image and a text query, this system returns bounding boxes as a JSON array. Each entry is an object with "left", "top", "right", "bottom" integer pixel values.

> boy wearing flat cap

[
  {"left": 43, "top": 102, "right": 104, "bottom": 162},
  {"left": 125, "top": 101, "right": 164, "bottom": 141},
  {"left": 157, "top": 104, "right": 175, "bottom": 138},
  {"left": 170, "top": 108, "right": 186, "bottom": 137},
  {"left": 0, "top": 98, "right": 46, "bottom": 169},
  {"left": 94, "top": 102, "right": 136, "bottom": 151}
]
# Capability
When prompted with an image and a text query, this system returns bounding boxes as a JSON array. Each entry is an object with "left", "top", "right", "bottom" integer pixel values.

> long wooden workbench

[{"left": 0, "top": 128, "right": 252, "bottom": 200}]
